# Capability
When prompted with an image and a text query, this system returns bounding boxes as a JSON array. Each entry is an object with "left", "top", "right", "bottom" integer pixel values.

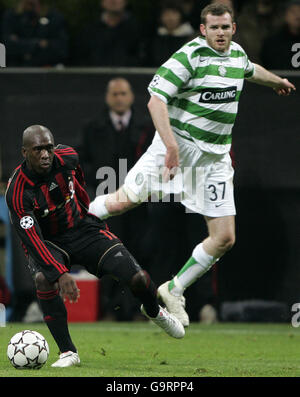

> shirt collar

[{"left": 109, "top": 109, "right": 132, "bottom": 131}]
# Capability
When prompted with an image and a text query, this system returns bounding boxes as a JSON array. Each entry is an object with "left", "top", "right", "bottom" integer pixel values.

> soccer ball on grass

[{"left": 7, "top": 330, "right": 49, "bottom": 369}]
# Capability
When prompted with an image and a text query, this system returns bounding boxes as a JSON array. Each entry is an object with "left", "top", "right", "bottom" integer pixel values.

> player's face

[
  {"left": 106, "top": 80, "right": 134, "bottom": 115},
  {"left": 200, "top": 13, "right": 236, "bottom": 53},
  {"left": 22, "top": 132, "right": 55, "bottom": 174}
]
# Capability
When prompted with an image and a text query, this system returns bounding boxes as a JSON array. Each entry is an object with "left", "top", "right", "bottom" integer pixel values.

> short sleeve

[{"left": 148, "top": 50, "right": 193, "bottom": 103}]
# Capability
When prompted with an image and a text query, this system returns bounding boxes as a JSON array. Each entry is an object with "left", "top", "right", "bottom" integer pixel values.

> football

[{"left": 7, "top": 330, "right": 49, "bottom": 369}]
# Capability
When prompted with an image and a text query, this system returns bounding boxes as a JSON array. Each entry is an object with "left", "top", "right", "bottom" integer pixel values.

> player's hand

[
  {"left": 273, "top": 78, "right": 296, "bottom": 96},
  {"left": 58, "top": 272, "right": 80, "bottom": 303},
  {"left": 163, "top": 144, "right": 180, "bottom": 181}
]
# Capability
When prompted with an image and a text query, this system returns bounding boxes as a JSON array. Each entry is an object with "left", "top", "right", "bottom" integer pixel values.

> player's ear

[
  {"left": 21, "top": 146, "right": 26, "bottom": 159},
  {"left": 200, "top": 24, "right": 206, "bottom": 37},
  {"left": 232, "top": 22, "right": 236, "bottom": 35}
]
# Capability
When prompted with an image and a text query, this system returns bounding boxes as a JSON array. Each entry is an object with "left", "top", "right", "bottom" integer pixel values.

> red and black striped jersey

[{"left": 5, "top": 145, "right": 91, "bottom": 278}]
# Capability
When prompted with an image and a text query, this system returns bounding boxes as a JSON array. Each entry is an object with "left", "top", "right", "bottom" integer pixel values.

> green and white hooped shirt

[{"left": 148, "top": 36, "right": 255, "bottom": 154}]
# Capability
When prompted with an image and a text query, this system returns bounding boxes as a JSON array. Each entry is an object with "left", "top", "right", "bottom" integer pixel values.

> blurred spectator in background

[
  {"left": 181, "top": 0, "right": 209, "bottom": 30},
  {"left": 261, "top": 0, "right": 300, "bottom": 69},
  {"left": 78, "top": 0, "right": 141, "bottom": 66},
  {"left": 146, "top": 3, "right": 195, "bottom": 67},
  {"left": 236, "top": 0, "right": 282, "bottom": 64},
  {"left": 78, "top": 77, "right": 154, "bottom": 321},
  {"left": 79, "top": 77, "right": 153, "bottom": 197},
  {"left": 2, "top": 0, "right": 68, "bottom": 67}
]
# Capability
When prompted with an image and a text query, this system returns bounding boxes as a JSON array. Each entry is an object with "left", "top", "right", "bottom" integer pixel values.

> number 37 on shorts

[{"left": 204, "top": 178, "right": 236, "bottom": 216}]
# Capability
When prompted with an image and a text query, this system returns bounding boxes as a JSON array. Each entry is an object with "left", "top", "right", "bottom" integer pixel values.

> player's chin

[
  {"left": 38, "top": 164, "right": 52, "bottom": 174},
  {"left": 214, "top": 41, "right": 228, "bottom": 52}
]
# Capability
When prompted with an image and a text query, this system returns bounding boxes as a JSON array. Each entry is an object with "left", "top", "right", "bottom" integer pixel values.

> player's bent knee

[
  {"left": 211, "top": 233, "right": 235, "bottom": 255},
  {"left": 130, "top": 270, "right": 151, "bottom": 294},
  {"left": 219, "top": 234, "right": 235, "bottom": 252}
]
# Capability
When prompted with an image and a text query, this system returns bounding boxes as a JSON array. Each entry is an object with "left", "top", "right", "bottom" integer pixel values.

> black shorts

[{"left": 27, "top": 215, "right": 140, "bottom": 283}]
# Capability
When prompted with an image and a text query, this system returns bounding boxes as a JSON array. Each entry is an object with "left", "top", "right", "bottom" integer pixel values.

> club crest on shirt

[
  {"left": 135, "top": 173, "right": 144, "bottom": 186},
  {"left": 218, "top": 66, "right": 227, "bottom": 77},
  {"left": 20, "top": 216, "right": 34, "bottom": 229}
]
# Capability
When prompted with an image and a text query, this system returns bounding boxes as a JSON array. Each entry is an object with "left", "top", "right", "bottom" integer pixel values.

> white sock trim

[
  {"left": 88, "top": 195, "right": 110, "bottom": 219},
  {"left": 172, "top": 276, "right": 185, "bottom": 295},
  {"left": 192, "top": 243, "right": 215, "bottom": 267}
]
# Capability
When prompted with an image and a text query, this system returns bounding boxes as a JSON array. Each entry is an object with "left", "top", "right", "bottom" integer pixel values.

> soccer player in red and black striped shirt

[{"left": 5, "top": 125, "right": 184, "bottom": 367}]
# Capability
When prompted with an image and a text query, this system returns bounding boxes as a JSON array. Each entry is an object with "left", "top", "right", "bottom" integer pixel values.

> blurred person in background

[
  {"left": 2, "top": 0, "right": 68, "bottom": 67},
  {"left": 78, "top": 77, "right": 154, "bottom": 321},
  {"left": 146, "top": 2, "right": 195, "bottom": 67},
  {"left": 78, "top": 0, "right": 141, "bottom": 66},
  {"left": 261, "top": 0, "right": 300, "bottom": 69},
  {"left": 236, "top": 0, "right": 282, "bottom": 64},
  {"left": 181, "top": 0, "right": 209, "bottom": 30}
]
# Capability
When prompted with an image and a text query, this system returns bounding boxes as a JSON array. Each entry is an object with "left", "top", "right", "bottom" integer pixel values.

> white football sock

[
  {"left": 89, "top": 195, "right": 110, "bottom": 219},
  {"left": 170, "top": 243, "right": 216, "bottom": 296}
]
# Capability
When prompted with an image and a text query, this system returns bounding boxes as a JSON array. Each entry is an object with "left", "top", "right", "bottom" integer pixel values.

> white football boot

[
  {"left": 158, "top": 281, "right": 190, "bottom": 327},
  {"left": 141, "top": 305, "right": 185, "bottom": 339},
  {"left": 51, "top": 351, "right": 80, "bottom": 368}
]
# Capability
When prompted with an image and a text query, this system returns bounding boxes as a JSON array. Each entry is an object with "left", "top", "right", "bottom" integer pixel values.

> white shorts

[{"left": 124, "top": 132, "right": 236, "bottom": 217}]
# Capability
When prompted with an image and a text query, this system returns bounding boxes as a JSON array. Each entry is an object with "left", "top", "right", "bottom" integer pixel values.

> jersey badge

[
  {"left": 218, "top": 66, "right": 227, "bottom": 77},
  {"left": 135, "top": 173, "right": 144, "bottom": 186},
  {"left": 20, "top": 216, "right": 34, "bottom": 229}
]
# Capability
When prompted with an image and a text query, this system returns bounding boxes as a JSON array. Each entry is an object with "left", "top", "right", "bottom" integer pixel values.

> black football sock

[
  {"left": 37, "top": 289, "right": 76, "bottom": 353},
  {"left": 130, "top": 270, "right": 160, "bottom": 318},
  {"left": 100, "top": 246, "right": 160, "bottom": 318}
]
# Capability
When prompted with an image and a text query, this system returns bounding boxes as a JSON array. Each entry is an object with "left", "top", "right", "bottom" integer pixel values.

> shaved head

[
  {"left": 23, "top": 125, "right": 54, "bottom": 148},
  {"left": 22, "top": 125, "right": 55, "bottom": 174}
]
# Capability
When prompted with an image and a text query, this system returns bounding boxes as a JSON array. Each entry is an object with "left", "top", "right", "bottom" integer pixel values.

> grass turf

[{"left": 0, "top": 321, "right": 299, "bottom": 377}]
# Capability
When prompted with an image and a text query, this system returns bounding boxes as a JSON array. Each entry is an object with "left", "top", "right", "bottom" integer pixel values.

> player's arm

[
  {"left": 147, "top": 95, "right": 179, "bottom": 180},
  {"left": 7, "top": 194, "right": 79, "bottom": 302},
  {"left": 247, "top": 63, "right": 296, "bottom": 96},
  {"left": 6, "top": 183, "right": 71, "bottom": 280}
]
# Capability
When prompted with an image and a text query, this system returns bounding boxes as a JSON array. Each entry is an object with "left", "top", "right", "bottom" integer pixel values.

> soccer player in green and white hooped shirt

[{"left": 89, "top": 4, "right": 296, "bottom": 327}]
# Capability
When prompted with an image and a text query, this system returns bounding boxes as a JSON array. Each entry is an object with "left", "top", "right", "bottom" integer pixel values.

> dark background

[{"left": 0, "top": 69, "right": 299, "bottom": 318}]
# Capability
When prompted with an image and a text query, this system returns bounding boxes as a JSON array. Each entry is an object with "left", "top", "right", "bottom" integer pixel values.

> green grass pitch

[{"left": 0, "top": 321, "right": 299, "bottom": 377}]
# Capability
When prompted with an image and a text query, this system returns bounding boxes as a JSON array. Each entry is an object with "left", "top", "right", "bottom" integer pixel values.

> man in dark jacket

[{"left": 79, "top": 77, "right": 153, "bottom": 197}]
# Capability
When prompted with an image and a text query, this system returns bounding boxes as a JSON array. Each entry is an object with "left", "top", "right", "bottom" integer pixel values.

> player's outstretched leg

[
  {"left": 89, "top": 186, "right": 138, "bottom": 220},
  {"left": 35, "top": 272, "right": 80, "bottom": 368},
  {"left": 159, "top": 217, "right": 235, "bottom": 327},
  {"left": 100, "top": 245, "right": 185, "bottom": 339}
]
